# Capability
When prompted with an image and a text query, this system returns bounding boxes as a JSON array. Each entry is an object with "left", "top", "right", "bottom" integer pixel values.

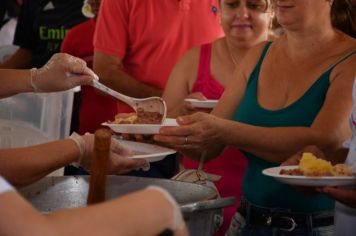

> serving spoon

[{"left": 91, "top": 79, "right": 167, "bottom": 123}]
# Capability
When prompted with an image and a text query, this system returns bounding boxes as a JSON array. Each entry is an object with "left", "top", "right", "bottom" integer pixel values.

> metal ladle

[{"left": 92, "top": 79, "right": 167, "bottom": 123}]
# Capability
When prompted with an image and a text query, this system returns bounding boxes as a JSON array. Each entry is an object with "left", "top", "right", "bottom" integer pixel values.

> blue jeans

[{"left": 226, "top": 199, "right": 334, "bottom": 236}]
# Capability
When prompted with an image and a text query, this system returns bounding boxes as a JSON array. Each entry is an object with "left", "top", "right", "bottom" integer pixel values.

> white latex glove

[
  {"left": 69, "top": 132, "right": 150, "bottom": 174},
  {"left": 146, "top": 186, "right": 188, "bottom": 235},
  {"left": 30, "top": 53, "right": 97, "bottom": 92}
]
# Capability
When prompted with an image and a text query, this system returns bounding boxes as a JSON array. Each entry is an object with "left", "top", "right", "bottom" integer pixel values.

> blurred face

[
  {"left": 273, "top": 0, "right": 331, "bottom": 30},
  {"left": 87, "top": 0, "right": 101, "bottom": 16},
  {"left": 220, "top": 0, "right": 272, "bottom": 44}
]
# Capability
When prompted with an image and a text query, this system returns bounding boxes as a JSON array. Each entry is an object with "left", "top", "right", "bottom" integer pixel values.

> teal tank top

[{"left": 233, "top": 41, "right": 355, "bottom": 212}]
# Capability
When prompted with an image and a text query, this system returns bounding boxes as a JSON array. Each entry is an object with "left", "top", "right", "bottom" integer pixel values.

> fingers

[
  {"left": 82, "top": 67, "right": 99, "bottom": 80},
  {"left": 68, "top": 56, "right": 87, "bottom": 74},
  {"left": 281, "top": 153, "right": 301, "bottom": 166},
  {"left": 187, "top": 92, "right": 207, "bottom": 100},
  {"left": 176, "top": 112, "right": 206, "bottom": 125},
  {"left": 109, "top": 154, "right": 150, "bottom": 174},
  {"left": 111, "top": 139, "right": 132, "bottom": 157},
  {"left": 281, "top": 145, "right": 325, "bottom": 166},
  {"left": 158, "top": 125, "right": 191, "bottom": 136},
  {"left": 319, "top": 187, "right": 356, "bottom": 208}
]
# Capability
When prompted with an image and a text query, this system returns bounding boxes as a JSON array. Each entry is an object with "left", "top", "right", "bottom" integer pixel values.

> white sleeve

[
  {"left": 0, "top": 176, "right": 14, "bottom": 194},
  {"left": 343, "top": 139, "right": 351, "bottom": 149}
]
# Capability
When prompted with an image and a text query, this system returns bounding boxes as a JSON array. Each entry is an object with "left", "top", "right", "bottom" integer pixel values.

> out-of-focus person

[
  {"left": 93, "top": 0, "right": 224, "bottom": 178},
  {"left": 162, "top": 0, "right": 274, "bottom": 234},
  {"left": 155, "top": 0, "right": 356, "bottom": 235}
]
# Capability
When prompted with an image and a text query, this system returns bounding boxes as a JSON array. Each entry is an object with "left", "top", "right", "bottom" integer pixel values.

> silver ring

[{"left": 185, "top": 136, "right": 189, "bottom": 144}]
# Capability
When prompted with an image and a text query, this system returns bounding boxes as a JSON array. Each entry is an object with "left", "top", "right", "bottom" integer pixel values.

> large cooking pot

[{"left": 19, "top": 176, "right": 235, "bottom": 236}]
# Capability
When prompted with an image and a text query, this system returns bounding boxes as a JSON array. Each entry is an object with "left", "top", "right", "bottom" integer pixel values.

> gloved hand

[
  {"left": 30, "top": 53, "right": 97, "bottom": 92},
  {"left": 69, "top": 132, "right": 150, "bottom": 174},
  {"left": 146, "top": 186, "right": 188, "bottom": 236}
]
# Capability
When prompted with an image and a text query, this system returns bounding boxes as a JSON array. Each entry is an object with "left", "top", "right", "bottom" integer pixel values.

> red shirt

[
  {"left": 94, "top": 0, "right": 224, "bottom": 112},
  {"left": 61, "top": 19, "right": 119, "bottom": 134}
]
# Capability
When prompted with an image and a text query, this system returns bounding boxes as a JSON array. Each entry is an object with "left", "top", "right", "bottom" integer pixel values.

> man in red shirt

[{"left": 93, "top": 0, "right": 223, "bottom": 178}]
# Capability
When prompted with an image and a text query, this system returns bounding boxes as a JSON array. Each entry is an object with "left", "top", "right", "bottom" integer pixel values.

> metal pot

[{"left": 19, "top": 176, "right": 235, "bottom": 236}]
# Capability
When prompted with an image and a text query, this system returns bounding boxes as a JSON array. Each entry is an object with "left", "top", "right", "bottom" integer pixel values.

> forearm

[
  {"left": 0, "top": 48, "right": 32, "bottom": 69},
  {"left": 102, "top": 70, "right": 162, "bottom": 98},
  {"left": 0, "top": 139, "right": 79, "bottom": 187},
  {"left": 0, "top": 192, "right": 52, "bottom": 236},
  {"left": 94, "top": 53, "right": 162, "bottom": 98},
  {"left": 219, "top": 120, "right": 345, "bottom": 163},
  {"left": 0, "top": 69, "right": 33, "bottom": 98},
  {"left": 48, "top": 189, "right": 177, "bottom": 236}
]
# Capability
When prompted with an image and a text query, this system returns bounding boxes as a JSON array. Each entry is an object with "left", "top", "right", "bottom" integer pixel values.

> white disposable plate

[
  {"left": 103, "top": 118, "right": 178, "bottom": 134},
  {"left": 184, "top": 98, "right": 218, "bottom": 109},
  {"left": 262, "top": 165, "right": 356, "bottom": 187},
  {"left": 116, "top": 139, "right": 176, "bottom": 162}
]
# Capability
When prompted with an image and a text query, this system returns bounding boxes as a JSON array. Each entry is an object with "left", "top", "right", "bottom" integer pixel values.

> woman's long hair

[{"left": 331, "top": 0, "right": 356, "bottom": 38}]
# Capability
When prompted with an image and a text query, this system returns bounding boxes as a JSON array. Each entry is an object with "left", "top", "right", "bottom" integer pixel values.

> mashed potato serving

[{"left": 280, "top": 152, "right": 353, "bottom": 177}]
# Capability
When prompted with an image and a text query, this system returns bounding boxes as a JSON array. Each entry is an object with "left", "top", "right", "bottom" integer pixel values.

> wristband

[
  {"left": 0, "top": 176, "right": 14, "bottom": 195},
  {"left": 146, "top": 186, "right": 185, "bottom": 230},
  {"left": 30, "top": 68, "right": 40, "bottom": 92},
  {"left": 68, "top": 132, "right": 85, "bottom": 167}
]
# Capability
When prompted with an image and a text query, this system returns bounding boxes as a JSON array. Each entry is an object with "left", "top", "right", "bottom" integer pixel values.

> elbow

[{"left": 313, "top": 131, "right": 347, "bottom": 153}]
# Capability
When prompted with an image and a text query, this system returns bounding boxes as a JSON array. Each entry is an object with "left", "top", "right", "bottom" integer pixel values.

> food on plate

[
  {"left": 110, "top": 108, "right": 163, "bottom": 124},
  {"left": 330, "top": 164, "right": 353, "bottom": 176},
  {"left": 280, "top": 152, "right": 353, "bottom": 177},
  {"left": 299, "top": 152, "right": 333, "bottom": 176}
]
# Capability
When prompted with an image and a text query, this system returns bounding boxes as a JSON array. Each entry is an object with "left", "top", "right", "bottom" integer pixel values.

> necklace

[{"left": 225, "top": 39, "right": 239, "bottom": 66}]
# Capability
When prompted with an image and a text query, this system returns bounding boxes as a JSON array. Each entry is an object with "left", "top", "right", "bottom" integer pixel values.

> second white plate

[
  {"left": 262, "top": 165, "right": 356, "bottom": 187},
  {"left": 184, "top": 98, "right": 218, "bottom": 109},
  {"left": 117, "top": 139, "right": 176, "bottom": 162},
  {"left": 103, "top": 118, "right": 178, "bottom": 134}
]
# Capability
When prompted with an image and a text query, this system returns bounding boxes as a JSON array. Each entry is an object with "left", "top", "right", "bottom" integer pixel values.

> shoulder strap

[
  {"left": 325, "top": 50, "right": 356, "bottom": 73},
  {"left": 255, "top": 41, "right": 272, "bottom": 70},
  {"left": 197, "top": 43, "right": 212, "bottom": 83}
]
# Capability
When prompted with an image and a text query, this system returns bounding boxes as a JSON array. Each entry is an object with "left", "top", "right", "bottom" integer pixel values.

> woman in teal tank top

[{"left": 155, "top": 0, "right": 356, "bottom": 235}]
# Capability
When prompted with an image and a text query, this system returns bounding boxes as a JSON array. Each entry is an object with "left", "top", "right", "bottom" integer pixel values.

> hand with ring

[{"left": 154, "top": 112, "right": 226, "bottom": 161}]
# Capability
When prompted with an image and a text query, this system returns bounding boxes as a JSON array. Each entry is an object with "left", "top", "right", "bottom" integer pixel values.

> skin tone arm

[
  {"left": 93, "top": 52, "right": 162, "bottom": 98},
  {"left": 0, "top": 53, "right": 96, "bottom": 98},
  {"left": 0, "top": 139, "right": 80, "bottom": 187},
  {"left": 0, "top": 136, "right": 148, "bottom": 187},
  {"left": 156, "top": 43, "right": 355, "bottom": 163},
  {"left": 0, "top": 47, "right": 32, "bottom": 69},
  {"left": 163, "top": 47, "right": 207, "bottom": 118},
  {"left": 0, "top": 53, "right": 148, "bottom": 186},
  {"left": 0, "top": 68, "right": 32, "bottom": 98},
  {"left": 0, "top": 188, "right": 188, "bottom": 236}
]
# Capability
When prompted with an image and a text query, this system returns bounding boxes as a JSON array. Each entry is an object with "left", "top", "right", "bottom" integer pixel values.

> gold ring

[{"left": 185, "top": 136, "right": 189, "bottom": 144}]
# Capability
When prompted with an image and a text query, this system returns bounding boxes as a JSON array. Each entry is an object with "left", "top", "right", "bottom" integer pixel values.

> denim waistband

[{"left": 238, "top": 198, "right": 334, "bottom": 232}]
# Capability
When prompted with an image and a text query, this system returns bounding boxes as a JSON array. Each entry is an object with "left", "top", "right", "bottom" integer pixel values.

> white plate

[
  {"left": 117, "top": 139, "right": 176, "bottom": 162},
  {"left": 103, "top": 118, "right": 178, "bottom": 134},
  {"left": 184, "top": 98, "right": 218, "bottom": 109},
  {"left": 262, "top": 165, "right": 356, "bottom": 187}
]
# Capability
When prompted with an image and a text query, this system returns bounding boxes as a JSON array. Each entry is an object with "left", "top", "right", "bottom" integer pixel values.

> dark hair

[{"left": 331, "top": 0, "right": 356, "bottom": 38}]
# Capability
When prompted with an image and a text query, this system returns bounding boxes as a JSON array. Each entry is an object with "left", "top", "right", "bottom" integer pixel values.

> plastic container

[{"left": 0, "top": 91, "right": 74, "bottom": 148}]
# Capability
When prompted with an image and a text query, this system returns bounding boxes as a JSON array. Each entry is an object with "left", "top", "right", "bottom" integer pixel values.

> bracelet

[
  {"left": 30, "top": 68, "right": 40, "bottom": 92},
  {"left": 68, "top": 132, "right": 85, "bottom": 167},
  {"left": 146, "top": 186, "right": 185, "bottom": 230}
]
